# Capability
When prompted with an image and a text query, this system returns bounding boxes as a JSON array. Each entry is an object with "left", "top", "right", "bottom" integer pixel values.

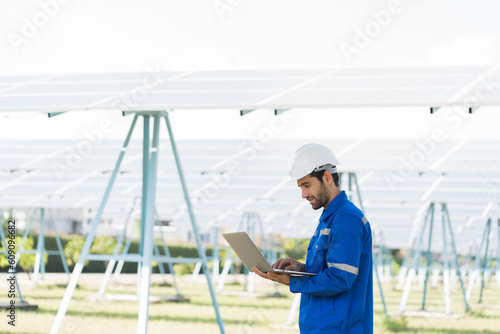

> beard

[{"left": 309, "top": 182, "right": 330, "bottom": 210}]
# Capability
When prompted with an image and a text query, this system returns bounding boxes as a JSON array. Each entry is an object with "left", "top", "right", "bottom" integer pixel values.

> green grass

[{"left": 1, "top": 273, "right": 499, "bottom": 333}]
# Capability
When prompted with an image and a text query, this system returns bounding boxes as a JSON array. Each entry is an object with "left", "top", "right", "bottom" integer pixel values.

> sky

[{"left": 1, "top": 0, "right": 500, "bottom": 141}]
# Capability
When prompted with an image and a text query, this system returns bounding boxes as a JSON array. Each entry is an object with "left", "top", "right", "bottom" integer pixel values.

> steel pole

[
  {"left": 33, "top": 208, "right": 45, "bottom": 282},
  {"left": 421, "top": 203, "right": 435, "bottom": 310},
  {"left": 479, "top": 218, "right": 492, "bottom": 303},
  {"left": 442, "top": 207, "right": 451, "bottom": 313},
  {"left": 137, "top": 113, "right": 161, "bottom": 333}
]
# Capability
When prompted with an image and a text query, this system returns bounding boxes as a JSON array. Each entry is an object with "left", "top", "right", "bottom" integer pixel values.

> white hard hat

[{"left": 290, "top": 143, "right": 341, "bottom": 181}]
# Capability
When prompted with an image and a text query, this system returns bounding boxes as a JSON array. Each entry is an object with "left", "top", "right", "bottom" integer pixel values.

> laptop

[{"left": 222, "top": 231, "right": 316, "bottom": 276}]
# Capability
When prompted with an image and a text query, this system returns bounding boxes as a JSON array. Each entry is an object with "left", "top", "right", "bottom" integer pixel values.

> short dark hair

[{"left": 309, "top": 170, "right": 339, "bottom": 187}]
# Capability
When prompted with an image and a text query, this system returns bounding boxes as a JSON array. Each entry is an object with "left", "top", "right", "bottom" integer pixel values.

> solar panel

[
  {"left": 95, "top": 91, "right": 282, "bottom": 110},
  {"left": 331, "top": 66, "right": 490, "bottom": 77},
  {"left": 180, "top": 69, "right": 327, "bottom": 79},
  {"left": 0, "top": 66, "right": 498, "bottom": 111},
  {"left": 7, "top": 82, "right": 144, "bottom": 94}
]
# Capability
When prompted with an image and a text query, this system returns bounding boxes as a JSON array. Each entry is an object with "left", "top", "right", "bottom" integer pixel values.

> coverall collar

[{"left": 319, "top": 190, "right": 347, "bottom": 222}]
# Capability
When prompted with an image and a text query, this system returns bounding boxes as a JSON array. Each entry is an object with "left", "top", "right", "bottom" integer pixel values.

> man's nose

[{"left": 302, "top": 189, "right": 308, "bottom": 199}]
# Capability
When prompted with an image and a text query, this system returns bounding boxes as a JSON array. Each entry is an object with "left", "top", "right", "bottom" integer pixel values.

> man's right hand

[{"left": 272, "top": 257, "right": 305, "bottom": 272}]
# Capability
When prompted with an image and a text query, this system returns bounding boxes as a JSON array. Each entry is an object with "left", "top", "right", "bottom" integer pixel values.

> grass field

[{"left": 1, "top": 273, "right": 499, "bottom": 333}]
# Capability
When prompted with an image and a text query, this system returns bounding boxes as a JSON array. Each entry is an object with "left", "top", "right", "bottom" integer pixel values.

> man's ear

[{"left": 323, "top": 170, "right": 332, "bottom": 184}]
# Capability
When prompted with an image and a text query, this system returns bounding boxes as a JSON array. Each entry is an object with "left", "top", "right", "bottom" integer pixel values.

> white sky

[{"left": 1, "top": 0, "right": 500, "bottom": 141}]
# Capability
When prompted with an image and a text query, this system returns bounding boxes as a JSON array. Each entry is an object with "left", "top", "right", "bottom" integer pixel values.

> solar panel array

[
  {"left": 1, "top": 66, "right": 499, "bottom": 253},
  {"left": 1, "top": 65, "right": 499, "bottom": 112},
  {"left": 2, "top": 137, "right": 499, "bottom": 253}
]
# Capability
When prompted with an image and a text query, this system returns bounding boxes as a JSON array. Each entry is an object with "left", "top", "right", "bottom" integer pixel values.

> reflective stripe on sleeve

[
  {"left": 327, "top": 262, "right": 359, "bottom": 275},
  {"left": 319, "top": 228, "right": 330, "bottom": 236},
  {"left": 362, "top": 216, "right": 368, "bottom": 225}
]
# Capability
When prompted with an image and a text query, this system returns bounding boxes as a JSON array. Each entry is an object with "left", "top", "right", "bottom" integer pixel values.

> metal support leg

[
  {"left": 155, "top": 216, "right": 181, "bottom": 295},
  {"left": 484, "top": 256, "right": 492, "bottom": 283},
  {"left": 137, "top": 113, "right": 160, "bottom": 333},
  {"left": 418, "top": 266, "right": 425, "bottom": 288},
  {"left": 351, "top": 172, "right": 365, "bottom": 212},
  {"left": 399, "top": 203, "right": 434, "bottom": 313},
  {"left": 375, "top": 259, "right": 389, "bottom": 317},
  {"left": 248, "top": 272, "right": 256, "bottom": 294},
  {"left": 212, "top": 227, "right": 220, "bottom": 281},
  {"left": 451, "top": 268, "right": 457, "bottom": 289},
  {"left": 398, "top": 202, "right": 431, "bottom": 289},
  {"left": 216, "top": 214, "right": 245, "bottom": 293},
  {"left": 442, "top": 207, "right": 451, "bottom": 313},
  {"left": 153, "top": 242, "right": 166, "bottom": 276},
  {"left": 421, "top": 204, "right": 435, "bottom": 310},
  {"left": 285, "top": 293, "right": 301, "bottom": 325},
  {"left": 479, "top": 218, "right": 492, "bottom": 303},
  {"left": 376, "top": 245, "right": 384, "bottom": 282},
  {"left": 98, "top": 202, "right": 136, "bottom": 296},
  {"left": 383, "top": 246, "right": 392, "bottom": 281},
  {"left": 397, "top": 240, "right": 414, "bottom": 289},
  {"left": 191, "top": 262, "right": 202, "bottom": 281},
  {"left": 165, "top": 112, "right": 225, "bottom": 334},
  {"left": 431, "top": 263, "right": 441, "bottom": 288},
  {"left": 137, "top": 115, "right": 151, "bottom": 298},
  {"left": 13, "top": 208, "right": 36, "bottom": 266},
  {"left": 217, "top": 258, "right": 233, "bottom": 293},
  {"left": 113, "top": 228, "right": 134, "bottom": 281},
  {"left": 443, "top": 204, "right": 469, "bottom": 312},
  {"left": 33, "top": 208, "right": 45, "bottom": 282},
  {"left": 348, "top": 173, "right": 353, "bottom": 201},
  {"left": 349, "top": 172, "right": 387, "bottom": 316},
  {"left": 50, "top": 114, "right": 139, "bottom": 334},
  {"left": 47, "top": 209, "right": 70, "bottom": 275},
  {"left": 497, "top": 219, "right": 500, "bottom": 287},
  {"left": 466, "top": 218, "right": 490, "bottom": 302}
]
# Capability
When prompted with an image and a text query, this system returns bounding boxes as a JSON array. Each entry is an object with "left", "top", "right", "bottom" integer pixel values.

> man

[{"left": 253, "top": 143, "right": 373, "bottom": 334}]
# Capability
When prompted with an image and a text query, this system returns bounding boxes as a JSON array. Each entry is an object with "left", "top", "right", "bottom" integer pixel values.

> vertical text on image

[{"left": 6, "top": 220, "right": 17, "bottom": 326}]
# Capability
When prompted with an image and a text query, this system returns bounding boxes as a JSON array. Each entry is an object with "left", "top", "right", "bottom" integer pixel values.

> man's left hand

[{"left": 252, "top": 267, "right": 291, "bottom": 286}]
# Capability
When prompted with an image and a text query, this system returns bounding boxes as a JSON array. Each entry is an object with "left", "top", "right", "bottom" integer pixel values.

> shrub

[
  {"left": 173, "top": 263, "right": 196, "bottom": 275},
  {"left": 0, "top": 236, "right": 45, "bottom": 279},
  {"left": 64, "top": 238, "right": 87, "bottom": 268}
]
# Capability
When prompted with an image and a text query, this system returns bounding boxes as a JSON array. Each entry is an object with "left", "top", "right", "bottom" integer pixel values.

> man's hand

[
  {"left": 252, "top": 267, "right": 291, "bottom": 286},
  {"left": 272, "top": 257, "right": 305, "bottom": 272}
]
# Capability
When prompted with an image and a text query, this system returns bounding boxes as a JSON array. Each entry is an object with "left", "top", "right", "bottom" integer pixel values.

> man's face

[{"left": 297, "top": 174, "right": 330, "bottom": 210}]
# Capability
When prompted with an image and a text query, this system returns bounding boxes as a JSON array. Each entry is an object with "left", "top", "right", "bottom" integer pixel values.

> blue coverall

[{"left": 289, "top": 190, "right": 373, "bottom": 333}]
